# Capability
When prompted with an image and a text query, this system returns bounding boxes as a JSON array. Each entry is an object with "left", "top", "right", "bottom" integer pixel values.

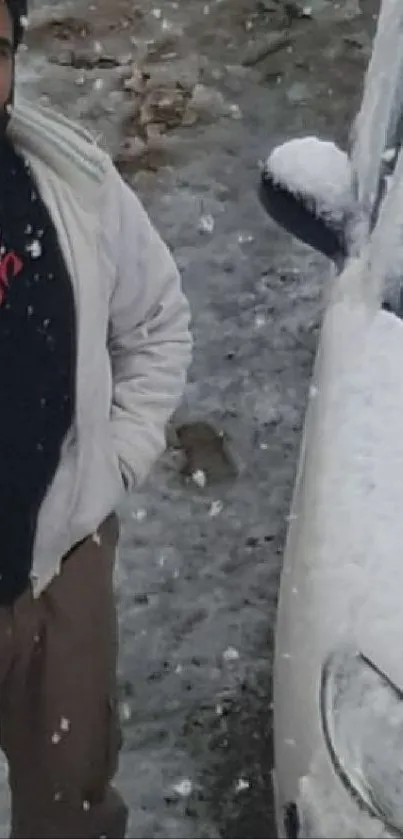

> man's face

[{"left": 0, "top": 3, "right": 13, "bottom": 110}]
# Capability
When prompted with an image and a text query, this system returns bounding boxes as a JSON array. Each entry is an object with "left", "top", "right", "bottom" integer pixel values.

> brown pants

[{"left": 0, "top": 515, "right": 128, "bottom": 838}]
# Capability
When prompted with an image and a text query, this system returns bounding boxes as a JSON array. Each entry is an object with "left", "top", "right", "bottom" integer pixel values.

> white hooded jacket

[{"left": 8, "top": 100, "right": 192, "bottom": 593}]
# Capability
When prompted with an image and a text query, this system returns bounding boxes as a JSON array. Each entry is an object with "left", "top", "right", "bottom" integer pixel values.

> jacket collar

[{"left": 8, "top": 98, "right": 110, "bottom": 201}]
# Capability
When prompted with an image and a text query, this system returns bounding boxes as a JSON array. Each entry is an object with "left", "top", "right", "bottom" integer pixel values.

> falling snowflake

[
  {"left": 51, "top": 732, "right": 61, "bottom": 745},
  {"left": 83, "top": 800, "right": 91, "bottom": 811},
  {"left": 120, "top": 702, "right": 131, "bottom": 722},
  {"left": 26, "top": 240, "right": 42, "bottom": 259},
  {"left": 198, "top": 214, "right": 215, "bottom": 234},
  {"left": 235, "top": 778, "right": 250, "bottom": 792},
  {"left": 54, "top": 791, "right": 62, "bottom": 802},
  {"left": 254, "top": 314, "right": 266, "bottom": 329},
  {"left": 382, "top": 147, "right": 396, "bottom": 163},
  {"left": 238, "top": 232, "right": 254, "bottom": 244},
  {"left": 229, "top": 103, "right": 242, "bottom": 120},
  {"left": 19, "top": 15, "right": 28, "bottom": 28},
  {"left": 94, "top": 78, "right": 104, "bottom": 91},
  {"left": 60, "top": 717, "right": 70, "bottom": 733},
  {"left": 209, "top": 500, "right": 223, "bottom": 517},
  {"left": 152, "top": 7, "right": 162, "bottom": 18},
  {"left": 172, "top": 778, "right": 193, "bottom": 797},
  {"left": 92, "top": 532, "right": 102, "bottom": 546},
  {"left": 132, "top": 508, "right": 147, "bottom": 522},
  {"left": 192, "top": 469, "right": 206, "bottom": 488},
  {"left": 223, "top": 646, "right": 240, "bottom": 662}
]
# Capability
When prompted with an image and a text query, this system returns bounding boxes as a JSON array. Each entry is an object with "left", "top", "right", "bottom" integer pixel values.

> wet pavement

[{"left": 0, "top": 0, "right": 379, "bottom": 836}]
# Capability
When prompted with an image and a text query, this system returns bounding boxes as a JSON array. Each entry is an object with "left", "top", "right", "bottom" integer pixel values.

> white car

[{"left": 260, "top": 1, "right": 403, "bottom": 836}]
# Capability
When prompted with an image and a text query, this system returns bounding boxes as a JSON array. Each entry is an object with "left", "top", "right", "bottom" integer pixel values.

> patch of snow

[{"left": 265, "top": 137, "right": 353, "bottom": 222}]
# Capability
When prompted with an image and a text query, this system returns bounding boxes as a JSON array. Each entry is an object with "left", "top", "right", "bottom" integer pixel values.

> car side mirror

[{"left": 259, "top": 138, "right": 352, "bottom": 265}]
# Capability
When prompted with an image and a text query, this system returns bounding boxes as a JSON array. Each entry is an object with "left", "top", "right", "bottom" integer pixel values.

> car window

[{"left": 349, "top": 0, "right": 403, "bottom": 249}]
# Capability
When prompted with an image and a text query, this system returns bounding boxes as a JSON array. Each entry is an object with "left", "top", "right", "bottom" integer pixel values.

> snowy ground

[{"left": 0, "top": 0, "right": 379, "bottom": 836}]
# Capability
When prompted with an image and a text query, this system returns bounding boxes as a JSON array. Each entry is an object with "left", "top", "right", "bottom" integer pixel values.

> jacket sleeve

[{"left": 106, "top": 167, "right": 192, "bottom": 489}]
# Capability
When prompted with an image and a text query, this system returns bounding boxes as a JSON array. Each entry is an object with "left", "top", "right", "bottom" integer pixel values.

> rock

[
  {"left": 123, "top": 64, "right": 147, "bottom": 94},
  {"left": 143, "top": 56, "right": 201, "bottom": 94},
  {"left": 176, "top": 421, "right": 238, "bottom": 484},
  {"left": 145, "top": 122, "right": 164, "bottom": 139},
  {"left": 166, "top": 422, "right": 181, "bottom": 449},
  {"left": 29, "top": 15, "right": 92, "bottom": 42},
  {"left": 48, "top": 49, "right": 122, "bottom": 70},
  {"left": 115, "top": 136, "right": 147, "bottom": 165},
  {"left": 182, "top": 83, "right": 231, "bottom": 126},
  {"left": 139, "top": 87, "right": 189, "bottom": 130}
]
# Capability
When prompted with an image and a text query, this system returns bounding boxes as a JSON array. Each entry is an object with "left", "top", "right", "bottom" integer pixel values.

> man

[{"left": 0, "top": 1, "right": 192, "bottom": 836}]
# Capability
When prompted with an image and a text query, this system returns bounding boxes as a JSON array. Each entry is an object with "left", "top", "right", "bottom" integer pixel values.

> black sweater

[{"left": 0, "top": 138, "right": 76, "bottom": 603}]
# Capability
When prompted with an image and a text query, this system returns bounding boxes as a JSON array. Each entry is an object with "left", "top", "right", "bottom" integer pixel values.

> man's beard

[{"left": 0, "top": 64, "right": 15, "bottom": 140}]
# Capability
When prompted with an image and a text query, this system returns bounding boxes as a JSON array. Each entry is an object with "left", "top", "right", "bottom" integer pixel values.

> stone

[{"left": 176, "top": 421, "right": 238, "bottom": 484}]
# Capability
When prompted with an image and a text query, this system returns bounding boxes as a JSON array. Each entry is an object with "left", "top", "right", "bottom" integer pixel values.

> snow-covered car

[{"left": 259, "top": 1, "right": 403, "bottom": 836}]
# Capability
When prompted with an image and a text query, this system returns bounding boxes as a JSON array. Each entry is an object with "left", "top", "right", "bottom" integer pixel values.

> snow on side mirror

[{"left": 259, "top": 137, "right": 353, "bottom": 263}]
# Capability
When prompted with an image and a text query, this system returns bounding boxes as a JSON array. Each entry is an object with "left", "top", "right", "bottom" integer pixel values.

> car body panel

[
  {"left": 274, "top": 256, "right": 403, "bottom": 836},
  {"left": 272, "top": 2, "right": 403, "bottom": 835}
]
